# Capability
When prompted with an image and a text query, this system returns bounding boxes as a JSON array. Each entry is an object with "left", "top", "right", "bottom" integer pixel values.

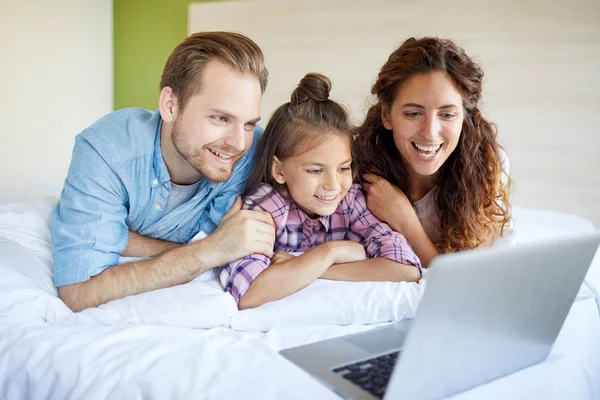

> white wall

[
  {"left": 0, "top": 0, "right": 113, "bottom": 200},
  {"left": 190, "top": 0, "right": 600, "bottom": 227}
]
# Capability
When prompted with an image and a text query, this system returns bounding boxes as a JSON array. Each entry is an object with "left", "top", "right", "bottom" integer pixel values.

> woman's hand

[{"left": 362, "top": 173, "right": 417, "bottom": 234}]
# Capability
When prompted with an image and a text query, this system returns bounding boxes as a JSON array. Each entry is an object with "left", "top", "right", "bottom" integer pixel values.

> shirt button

[
  {"left": 154, "top": 203, "right": 161, "bottom": 210},
  {"left": 152, "top": 179, "right": 158, "bottom": 186}
]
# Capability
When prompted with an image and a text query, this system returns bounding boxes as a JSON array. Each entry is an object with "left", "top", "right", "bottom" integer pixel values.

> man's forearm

[
  {"left": 59, "top": 240, "right": 216, "bottom": 312},
  {"left": 121, "top": 231, "right": 181, "bottom": 258}
]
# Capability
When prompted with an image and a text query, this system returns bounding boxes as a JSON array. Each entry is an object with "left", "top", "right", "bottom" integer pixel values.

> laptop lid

[{"left": 385, "top": 231, "right": 600, "bottom": 400}]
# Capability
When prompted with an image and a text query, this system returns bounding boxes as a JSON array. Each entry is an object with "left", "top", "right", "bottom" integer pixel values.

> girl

[{"left": 220, "top": 73, "right": 422, "bottom": 310}]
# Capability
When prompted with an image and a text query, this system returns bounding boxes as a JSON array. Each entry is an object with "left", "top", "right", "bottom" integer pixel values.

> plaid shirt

[{"left": 220, "top": 183, "right": 422, "bottom": 303}]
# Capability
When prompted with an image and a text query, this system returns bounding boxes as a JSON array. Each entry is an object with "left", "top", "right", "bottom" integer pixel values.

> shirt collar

[
  {"left": 152, "top": 111, "right": 171, "bottom": 188},
  {"left": 288, "top": 201, "right": 333, "bottom": 231}
]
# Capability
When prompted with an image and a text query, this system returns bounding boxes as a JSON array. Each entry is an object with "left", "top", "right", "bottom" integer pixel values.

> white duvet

[{"left": 0, "top": 198, "right": 599, "bottom": 400}]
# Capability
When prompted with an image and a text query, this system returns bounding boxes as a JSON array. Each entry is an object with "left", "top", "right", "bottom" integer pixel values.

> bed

[{"left": 0, "top": 197, "right": 598, "bottom": 400}]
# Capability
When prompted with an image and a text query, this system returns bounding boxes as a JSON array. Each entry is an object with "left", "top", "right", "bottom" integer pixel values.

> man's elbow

[{"left": 58, "top": 284, "right": 88, "bottom": 312}]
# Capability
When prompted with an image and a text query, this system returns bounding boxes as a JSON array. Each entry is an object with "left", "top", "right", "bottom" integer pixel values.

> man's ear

[
  {"left": 158, "top": 86, "right": 179, "bottom": 123},
  {"left": 381, "top": 104, "right": 393, "bottom": 130},
  {"left": 271, "top": 156, "right": 286, "bottom": 184}
]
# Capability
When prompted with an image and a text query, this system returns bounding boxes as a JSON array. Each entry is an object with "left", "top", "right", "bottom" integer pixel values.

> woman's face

[{"left": 382, "top": 72, "right": 464, "bottom": 181}]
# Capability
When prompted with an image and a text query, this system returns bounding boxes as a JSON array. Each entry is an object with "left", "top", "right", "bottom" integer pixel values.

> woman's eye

[
  {"left": 404, "top": 112, "right": 420, "bottom": 118},
  {"left": 441, "top": 113, "right": 457, "bottom": 120}
]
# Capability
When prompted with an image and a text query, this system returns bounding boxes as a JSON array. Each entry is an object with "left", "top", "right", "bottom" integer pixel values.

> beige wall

[
  {"left": 189, "top": 0, "right": 600, "bottom": 227},
  {"left": 0, "top": 0, "right": 113, "bottom": 200}
]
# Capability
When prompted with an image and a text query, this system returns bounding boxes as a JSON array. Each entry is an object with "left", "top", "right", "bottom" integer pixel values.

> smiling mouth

[
  {"left": 314, "top": 194, "right": 339, "bottom": 203},
  {"left": 208, "top": 148, "right": 237, "bottom": 162},
  {"left": 412, "top": 142, "right": 443, "bottom": 159}
]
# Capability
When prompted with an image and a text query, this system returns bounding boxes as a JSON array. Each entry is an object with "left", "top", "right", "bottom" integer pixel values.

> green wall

[{"left": 113, "top": 0, "right": 212, "bottom": 110}]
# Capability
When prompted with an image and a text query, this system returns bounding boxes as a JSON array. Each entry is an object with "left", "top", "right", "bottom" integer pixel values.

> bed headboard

[{"left": 189, "top": 0, "right": 600, "bottom": 227}]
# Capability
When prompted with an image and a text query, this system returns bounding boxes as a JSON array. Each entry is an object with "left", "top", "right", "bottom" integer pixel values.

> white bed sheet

[
  {"left": 0, "top": 295, "right": 598, "bottom": 400},
  {"left": 0, "top": 200, "right": 599, "bottom": 400}
]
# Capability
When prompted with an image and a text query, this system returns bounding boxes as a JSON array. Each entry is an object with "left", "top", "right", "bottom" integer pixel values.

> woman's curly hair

[{"left": 354, "top": 37, "right": 511, "bottom": 253}]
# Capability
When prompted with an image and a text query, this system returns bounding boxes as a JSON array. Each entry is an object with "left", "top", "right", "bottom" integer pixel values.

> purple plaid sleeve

[
  {"left": 220, "top": 253, "right": 271, "bottom": 303},
  {"left": 219, "top": 184, "right": 286, "bottom": 303},
  {"left": 346, "top": 185, "right": 422, "bottom": 274}
]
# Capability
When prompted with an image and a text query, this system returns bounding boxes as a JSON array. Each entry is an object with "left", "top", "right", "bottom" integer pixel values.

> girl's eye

[
  {"left": 339, "top": 167, "right": 352, "bottom": 173},
  {"left": 306, "top": 169, "right": 322, "bottom": 175}
]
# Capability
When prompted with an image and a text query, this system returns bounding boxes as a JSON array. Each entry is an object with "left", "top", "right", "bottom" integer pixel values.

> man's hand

[{"left": 203, "top": 197, "right": 276, "bottom": 267}]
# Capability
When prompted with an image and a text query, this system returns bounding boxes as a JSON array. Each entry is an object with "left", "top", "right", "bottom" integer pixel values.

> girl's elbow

[{"left": 395, "top": 264, "right": 421, "bottom": 283}]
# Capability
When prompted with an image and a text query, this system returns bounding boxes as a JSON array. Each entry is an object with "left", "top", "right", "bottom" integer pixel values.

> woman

[{"left": 355, "top": 37, "right": 511, "bottom": 267}]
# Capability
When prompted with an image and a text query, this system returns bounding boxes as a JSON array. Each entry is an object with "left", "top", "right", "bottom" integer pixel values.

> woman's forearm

[
  {"left": 321, "top": 258, "right": 420, "bottom": 282},
  {"left": 238, "top": 245, "right": 334, "bottom": 310},
  {"left": 394, "top": 216, "right": 439, "bottom": 268}
]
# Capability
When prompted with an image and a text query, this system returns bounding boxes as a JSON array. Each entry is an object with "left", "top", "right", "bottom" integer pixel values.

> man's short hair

[{"left": 160, "top": 31, "right": 268, "bottom": 110}]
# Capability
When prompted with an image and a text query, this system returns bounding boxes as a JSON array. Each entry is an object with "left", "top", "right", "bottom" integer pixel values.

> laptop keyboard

[{"left": 332, "top": 351, "right": 399, "bottom": 399}]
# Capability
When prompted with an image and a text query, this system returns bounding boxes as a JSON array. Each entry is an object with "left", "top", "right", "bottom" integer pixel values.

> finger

[
  {"left": 252, "top": 241, "right": 274, "bottom": 258},
  {"left": 253, "top": 230, "right": 276, "bottom": 248},
  {"left": 361, "top": 173, "right": 375, "bottom": 183},
  {"left": 222, "top": 196, "right": 242, "bottom": 221},
  {"left": 242, "top": 209, "right": 276, "bottom": 228},
  {"left": 362, "top": 182, "right": 371, "bottom": 192},
  {"left": 247, "top": 219, "right": 276, "bottom": 240}
]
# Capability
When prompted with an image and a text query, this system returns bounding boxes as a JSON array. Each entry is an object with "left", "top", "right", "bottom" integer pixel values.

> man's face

[{"left": 171, "top": 60, "right": 262, "bottom": 183}]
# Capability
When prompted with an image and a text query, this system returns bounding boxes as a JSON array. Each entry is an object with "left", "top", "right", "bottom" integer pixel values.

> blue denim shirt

[{"left": 50, "top": 108, "right": 262, "bottom": 287}]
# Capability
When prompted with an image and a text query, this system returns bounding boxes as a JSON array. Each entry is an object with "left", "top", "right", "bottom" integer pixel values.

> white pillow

[
  {"left": 0, "top": 198, "right": 236, "bottom": 328},
  {"left": 60, "top": 279, "right": 237, "bottom": 328},
  {"left": 0, "top": 242, "right": 72, "bottom": 323},
  {"left": 230, "top": 276, "right": 427, "bottom": 332}
]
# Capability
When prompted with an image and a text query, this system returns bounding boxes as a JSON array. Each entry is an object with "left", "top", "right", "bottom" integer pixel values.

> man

[{"left": 50, "top": 32, "right": 275, "bottom": 312}]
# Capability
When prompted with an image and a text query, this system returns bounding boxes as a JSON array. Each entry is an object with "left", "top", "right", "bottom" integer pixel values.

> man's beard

[{"left": 171, "top": 120, "right": 240, "bottom": 183}]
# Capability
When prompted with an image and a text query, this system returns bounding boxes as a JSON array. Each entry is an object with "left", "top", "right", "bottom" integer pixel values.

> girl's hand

[
  {"left": 362, "top": 173, "right": 417, "bottom": 234},
  {"left": 323, "top": 241, "right": 367, "bottom": 265},
  {"left": 270, "top": 251, "right": 297, "bottom": 265}
]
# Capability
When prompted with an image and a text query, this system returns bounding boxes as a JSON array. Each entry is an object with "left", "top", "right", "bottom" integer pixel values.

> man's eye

[
  {"left": 212, "top": 115, "right": 228, "bottom": 122},
  {"left": 245, "top": 122, "right": 256, "bottom": 131}
]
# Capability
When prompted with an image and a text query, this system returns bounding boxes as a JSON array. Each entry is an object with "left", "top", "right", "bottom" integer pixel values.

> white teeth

[
  {"left": 413, "top": 143, "right": 442, "bottom": 152},
  {"left": 315, "top": 194, "right": 337, "bottom": 201},
  {"left": 209, "top": 149, "right": 233, "bottom": 159}
]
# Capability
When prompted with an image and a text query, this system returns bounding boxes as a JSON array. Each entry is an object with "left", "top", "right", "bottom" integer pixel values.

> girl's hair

[
  {"left": 354, "top": 37, "right": 511, "bottom": 253},
  {"left": 244, "top": 73, "right": 353, "bottom": 202}
]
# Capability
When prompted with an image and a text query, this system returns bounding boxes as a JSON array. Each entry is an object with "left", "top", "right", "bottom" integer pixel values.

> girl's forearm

[
  {"left": 238, "top": 245, "right": 334, "bottom": 310},
  {"left": 321, "top": 258, "right": 420, "bottom": 282}
]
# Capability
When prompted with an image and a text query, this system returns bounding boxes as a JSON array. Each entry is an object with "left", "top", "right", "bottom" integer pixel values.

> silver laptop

[{"left": 280, "top": 231, "right": 600, "bottom": 400}]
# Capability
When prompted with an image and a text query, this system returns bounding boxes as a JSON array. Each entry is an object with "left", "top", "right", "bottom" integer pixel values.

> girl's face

[
  {"left": 272, "top": 134, "right": 353, "bottom": 218},
  {"left": 382, "top": 72, "right": 464, "bottom": 182}
]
